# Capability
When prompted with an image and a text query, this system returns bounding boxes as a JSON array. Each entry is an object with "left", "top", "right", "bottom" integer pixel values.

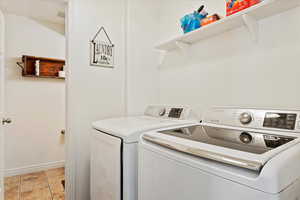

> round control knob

[
  {"left": 240, "top": 132, "right": 253, "bottom": 144},
  {"left": 239, "top": 112, "right": 252, "bottom": 125},
  {"left": 159, "top": 108, "right": 166, "bottom": 116}
]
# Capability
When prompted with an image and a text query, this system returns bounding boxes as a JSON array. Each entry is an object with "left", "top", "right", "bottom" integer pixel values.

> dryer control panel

[
  {"left": 203, "top": 108, "right": 300, "bottom": 134},
  {"left": 144, "top": 106, "right": 194, "bottom": 120}
]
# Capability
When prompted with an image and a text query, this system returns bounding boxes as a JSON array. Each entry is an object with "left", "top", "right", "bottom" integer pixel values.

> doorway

[
  {"left": 0, "top": 0, "right": 69, "bottom": 199},
  {"left": 0, "top": 7, "right": 5, "bottom": 200}
]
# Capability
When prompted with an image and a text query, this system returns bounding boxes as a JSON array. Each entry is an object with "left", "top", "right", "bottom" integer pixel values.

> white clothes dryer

[{"left": 91, "top": 105, "right": 198, "bottom": 200}]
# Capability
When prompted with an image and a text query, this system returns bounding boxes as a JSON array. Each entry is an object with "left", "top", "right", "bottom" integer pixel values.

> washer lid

[
  {"left": 142, "top": 125, "right": 300, "bottom": 194},
  {"left": 92, "top": 116, "right": 196, "bottom": 143},
  {"left": 143, "top": 125, "right": 300, "bottom": 171}
]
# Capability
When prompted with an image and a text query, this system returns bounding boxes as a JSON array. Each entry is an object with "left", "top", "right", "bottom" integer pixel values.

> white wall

[
  {"left": 67, "top": 0, "right": 126, "bottom": 199},
  {"left": 4, "top": 14, "right": 65, "bottom": 175},
  {"left": 126, "top": 0, "right": 161, "bottom": 115},
  {"left": 126, "top": 0, "right": 225, "bottom": 116},
  {"left": 158, "top": 1, "right": 300, "bottom": 116}
]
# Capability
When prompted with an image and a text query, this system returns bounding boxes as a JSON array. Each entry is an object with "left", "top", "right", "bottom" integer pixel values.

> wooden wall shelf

[{"left": 17, "top": 55, "right": 66, "bottom": 79}]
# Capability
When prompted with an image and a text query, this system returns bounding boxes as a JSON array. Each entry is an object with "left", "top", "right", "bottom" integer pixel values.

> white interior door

[{"left": 0, "top": 9, "right": 5, "bottom": 200}]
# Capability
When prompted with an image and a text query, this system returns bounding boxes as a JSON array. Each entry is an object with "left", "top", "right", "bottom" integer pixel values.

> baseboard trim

[{"left": 5, "top": 161, "right": 65, "bottom": 177}]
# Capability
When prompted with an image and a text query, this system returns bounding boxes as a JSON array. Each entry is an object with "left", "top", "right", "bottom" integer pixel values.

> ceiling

[{"left": 0, "top": 0, "right": 68, "bottom": 25}]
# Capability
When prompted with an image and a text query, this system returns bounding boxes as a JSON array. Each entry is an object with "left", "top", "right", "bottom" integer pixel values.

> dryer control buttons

[
  {"left": 168, "top": 108, "right": 184, "bottom": 119},
  {"left": 240, "top": 132, "right": 253, "bottom": 144},
  {"left": 159, "top": 108, "right": 166, "bottom": 116},
  {"left": 240, "top": 112, "right": 252, "bottom": 125}
]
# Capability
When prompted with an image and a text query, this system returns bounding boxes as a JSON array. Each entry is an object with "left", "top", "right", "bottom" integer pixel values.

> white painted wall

[
  {"left": 126, "top": 0, "right": 161, "bottom": 115},
  {"left": 158, "top": 1, "right": 300, "bottom": 116},
  {"left": 126, "top": 0, "right": 225, "bottom": 115},
  {"left": 4, "top": 14, "right": 65, "bottom": 175},
  {"left": 67, "top": 0, "right": 126, "bottom": 199}
]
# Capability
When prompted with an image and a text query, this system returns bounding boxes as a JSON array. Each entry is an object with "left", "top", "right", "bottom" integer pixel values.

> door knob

[{"left": 2, "top": 118, "right": 12, "bottom": 125}]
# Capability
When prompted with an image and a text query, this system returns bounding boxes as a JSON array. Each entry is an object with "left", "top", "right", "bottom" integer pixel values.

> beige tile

[
  {"left": 5, "top": 176, "right": 20, "bottom": 200},
  {"left": 4, "top": 195, "right": 19, "bottom": 200},
  {"left": 5, "top": 185, "right": 19, "bottom": 200},
  {"left": 21, "top": 171, "right": 46, "bottom": 179},
  {"left": 48, "top": 173, "right": 65, "bottom": 200},
  {"left": 49, "top": 181, "right": 64, "bottom": 192},
  {"left": 52, "top": 193, "right": 64, "bottom": 200},
  {"left": 5, "top": 182, "right": 19, "bottom": 192},
  {"left": 48, "top": 175, "right": 64, "bottom": 185},
  {"left": 45, "top": 168, "right": 65, "bottom": 178},
  {"left": 5, "top": 168, "right": 66, "bottom": 200},
  {"left": 21, "top": 171, "right": 47, "bottom": 183},
  {"left": 47, "top": 168, "right": 65, "bottom": 199},
  {"left": 5, "top": 176, "right": 20, "bottom": 185},
  {"left": 49, "top": 183, "right": 64, "bottom": 200},
  {"left": 21, "top": 181, "right": 49, "bottom": 194},
  {"left": 21, "top": 172, "right": 48, "bottom": 193},
  {"left": 5, "top": 194, "right": 19, "bottom": 200},
  {"left": 20, "top": 186, "right": 52, "bottom": 200}
]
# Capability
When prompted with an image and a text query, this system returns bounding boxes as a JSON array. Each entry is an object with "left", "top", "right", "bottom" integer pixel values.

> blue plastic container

[{"left": 181, "top": 11, "right": 208, "bottom": 34}]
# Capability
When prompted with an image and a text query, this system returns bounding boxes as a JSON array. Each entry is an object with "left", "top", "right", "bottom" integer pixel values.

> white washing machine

[
  {"left": 139, "top": 107, "right": 300, "bottom": 200},
  {"left": 91, "top": 105, "right": 198, "bottom": 200}
]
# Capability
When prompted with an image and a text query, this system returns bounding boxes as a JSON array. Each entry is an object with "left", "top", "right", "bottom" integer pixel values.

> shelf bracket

[
  {"left": 158, "top": 51, "right": 167, "bottom": 66},
  {"left": 242, "top": 14, "right": 259, "bottom": 42},
  {"left": 175, "top": 41, "right": 190, "bottom": 55}
]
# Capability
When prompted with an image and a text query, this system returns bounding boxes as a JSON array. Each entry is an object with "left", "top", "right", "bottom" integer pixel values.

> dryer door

[{"left": 91, "top": 130, "right": 122, "bottom": 200}]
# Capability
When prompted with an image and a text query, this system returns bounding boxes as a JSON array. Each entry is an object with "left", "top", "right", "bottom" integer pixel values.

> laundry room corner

[
  {"left": 65, "top": 0, "right": 300, "bottom": 199},
  {"left": 2, "top": 0, "right": 300, "bottom": 199}
]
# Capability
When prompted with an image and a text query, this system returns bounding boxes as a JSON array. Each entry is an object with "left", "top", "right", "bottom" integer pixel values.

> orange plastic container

[
  {"left": 201, "top": 14, "right": 221, "bottom": 27},
  {"left": 226, "top": 0, "right": 249, "bottom": 16},
  {"left": 226, "top": 0, "right": 261, "bottom": 16},
  {"left": 248, "top": 0, "right": 261, "bottom": 7}
]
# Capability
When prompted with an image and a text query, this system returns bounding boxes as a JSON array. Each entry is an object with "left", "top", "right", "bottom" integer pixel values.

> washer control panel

[
  {"left": 263, "top": 135, "right": 294, "bottom": 148},
  {"left": 203, "top": 108, "right": 300, "bottom": 133},
  {"left": 240, "top": 112, "right": 253, "bottom": 125},
  {"left": 263, "top": 113, "right": 297, "bottom": 130},
  {"left": 203, "top": 126, "right": 296, "bottom": 150},
  {"left": 240, "top": 132, "right": 253, "bottom": 144}
]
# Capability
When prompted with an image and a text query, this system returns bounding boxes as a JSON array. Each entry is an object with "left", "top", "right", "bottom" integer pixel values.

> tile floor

[{"left": 4, "top": 167, "right": 65, "bottom": 200}]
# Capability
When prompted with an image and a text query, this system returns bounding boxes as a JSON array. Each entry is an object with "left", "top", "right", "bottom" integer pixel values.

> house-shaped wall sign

[{"left": 90, "top": 27, "right": 115, "bottom": 68}]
